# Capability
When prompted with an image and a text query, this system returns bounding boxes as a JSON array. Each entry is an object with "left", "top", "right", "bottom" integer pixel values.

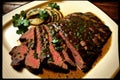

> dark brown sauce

[
  {"left": 38, "top": 68, "right": 85, "bottom": 79},
  {"left": 38, "top": 35, "right": 112, "bottom": 79},
  {"left": 92, "top": 35, "right": 112, "bottom": 67}
]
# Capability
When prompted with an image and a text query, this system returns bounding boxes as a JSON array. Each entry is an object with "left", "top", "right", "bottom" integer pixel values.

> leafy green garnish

[
  {"left": 20, "top": 10, "right": 26, "bottom": 18},
  {"left": 48, "top": 57, "right": 53, "bottom": 61},
  {"left": 50, "top": 30, "right": 56, "bottom": 37},
  {"left": 12, "top": 10, "right": 30, "bottom": 34},
  {"left": 77, "top": 32, "right": 80, "bottom": 37},
  {"left": 39, "top": 10, "right": 49, "bottom": 20},
  {"left": 34, "top": 51, "right": 38, "bottom": 59},
  {"left": 52, "top": 37, "right": 61, "bottom": 44},
  {"left": 52, "top": 37, "right": 63, "bottom": 52},
  {"left": 55, "top": 46, "right": 63, "bottom": 52},
  {"left": 78, "top": 34, "right": 82, "bottom": 41},
  {"left": 48, "top": 2, "right": 60, "bottom": 10},
  {"left": 28, "top": 39, "right": 35, "bottom": 49},
  {"left": 42, "top": 48, "right": 49, "bottom": 53},
  {"left": 75, "top": 44, "right": 80, "bottom": 50}
]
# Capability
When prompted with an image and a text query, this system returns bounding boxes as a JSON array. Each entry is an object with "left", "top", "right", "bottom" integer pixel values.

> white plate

[{"left": 2, "top": 0, "right": 119, "bottom": 78}]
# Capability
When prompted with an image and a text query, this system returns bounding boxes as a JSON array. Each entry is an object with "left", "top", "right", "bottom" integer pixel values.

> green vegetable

[
  {"left": 12, "top": 10, "right": 30, "bottom": 34},
  {"left": 48, "top": 57, "right": 53, "bottom": 61},
  {"left": 55, "top": 46, "right": 63, "bottom": 52},
  {"left": 78, "top": 34, "right": 82, "bottom": 41},
  {"left": 77, "top": 32, "right": 80, "bottom": 37},
  {"left": 42, "top": 48, "right": 49, "bottom": 53},
  {"left": 51, "top": 32, "right": 63, "bottom": 52},
  {"left": 28, "top": 39, "right": 35, "bottom": 49},
  {"left": 50, "top": 29, "right": 56, "bottom": 37},
  {"left": 48, "top": 2, "right": 60, "bottom": 10},
  {"left": 79, "top": 26, "right": 86, "bottom": 32},
  {"left": 20, "top": 10, "right": 26, "bottom": 18},
  {"left": 34, "top": 51, "right": 38, "bottom": 59},
  {"left": 16, "top": 29, "right": 22, "bottom": 34},
  {"left": 52, "top": 37, "right": 61, "bottom": 44},
  {"left": 52, "top": 37, "right": 63, "bottom": 52},
  {"left": 41, "top": 51, "right": 46, "bottom": 57},
  {"left": 75, "top": 44, "right": 79, "bottom": 50},
  {"left": 68, "top": 20, "right": 74, "bottom": 27},
  {"left": 39, "top": 10, "right": 49, "bottom": 20}
]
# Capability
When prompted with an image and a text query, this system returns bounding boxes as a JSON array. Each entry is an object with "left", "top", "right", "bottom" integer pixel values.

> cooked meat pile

[{"left": 9, "top": 12, "right": 112, "bottom": 73}]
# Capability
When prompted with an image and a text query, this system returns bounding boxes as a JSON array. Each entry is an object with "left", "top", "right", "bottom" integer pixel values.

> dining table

[{"left": 2, "top": 1, "right": 119, "bottom": 79}]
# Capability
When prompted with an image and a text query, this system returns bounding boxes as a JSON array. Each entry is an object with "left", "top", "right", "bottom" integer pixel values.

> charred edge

[
  {"left": 25, "top": 65, "right": 43, "bottom": 74},
  {"left": 11, "top": 57, "right": 25, "bottom": 71},
  {"left": 9, "top": 45, "right": 28, "bottom": 71},
  {"left": 43, "top": 62, "right": 69, "bottom": 73},
  {"left": 65, "top": 49, "right": 76, "bottom": 70}
]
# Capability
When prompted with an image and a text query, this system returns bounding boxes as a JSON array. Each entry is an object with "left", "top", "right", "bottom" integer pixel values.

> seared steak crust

[
  {"left": 9, "top": 12, "right": 112, "bottom": 73},
  {"left": 9, "top": 44, "right": 28, "bottom": 70}
]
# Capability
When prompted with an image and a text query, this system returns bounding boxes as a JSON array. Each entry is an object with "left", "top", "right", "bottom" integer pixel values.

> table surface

[{"left": 2, "top": 1, "right": 119, "bottom": 79}]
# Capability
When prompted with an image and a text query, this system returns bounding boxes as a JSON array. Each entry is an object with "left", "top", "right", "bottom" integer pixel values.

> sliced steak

[
  {"left": 19, "top": 28, "right": 35, "bottom": 49},
  {"left": 43, "top": 25, "right": 68, "bottom": 70},
  {"left": 24, "top": 27, "right": 41, "bottom": 73},
  {"left": 9, "top": 44, "right": 28, "bottom": 70},
  {"left": 25, "top": 25, "right": 50, "bottom": 73},
  {"left": 25, "top": 49, "right": 41, "bottom": 73},
  {"left": 37, "top": 25, "right": 50, "bottom": 62},
  {"left": 48, "top": 23, "right": 76, "bottom": 68},
  {"left": 57, "top": 12, "right": 112, "bottom": 72},
  {"left": 59, "top": 31, "right": 88, "bottom": 72},
  {"left": 35, "top": 26, "right": 44, "bottom": 62},
  {"left": 62, "top": 50, "right": 76, "bottom": 69},
  {"left": 9, "top": 12, "right": 112, "bottom": 74}
]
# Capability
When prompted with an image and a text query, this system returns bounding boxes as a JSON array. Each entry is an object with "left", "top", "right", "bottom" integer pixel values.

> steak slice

[
  {"left": 59, "top": 31, "right": 88, "bottom": 72},
  {"left": 37, "top": 25, "right": 50, "bottom": 63},
  {"left": 35, "top": 26, "right": 44, "bottom": 62},
  {"left": 24, "top": 27, "right": 41, "bottom": 73},
  {"left": 19, "top": 28, "right": 35, "bottom": 49},
  {"left": 9, "top": 44, "right": 28, "bottom": 70},
  {"left": 25, "top": 25, "right": 50, "bottom": 73},
  {"left": 25, "top": 49, "right": 41, "bottom": 73},
  {"left": 49, "top": 23, "right": 76, "bottom": 68},
  {"left": 43, "top": 25, "right": 68, "bottom": 70},
  {"left": 62, "top": 50, "right": 76, "bottom": 69}
]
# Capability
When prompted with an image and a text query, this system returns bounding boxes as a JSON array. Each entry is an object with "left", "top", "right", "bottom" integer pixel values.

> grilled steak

[
  {"left": 23, "top": 27, "right": 41, "bottom": 72},
  {"left": 25, "top": 26, "right": 48, "bottom": 73},
  {"left": 45, "top": 23, "right": 76, "bottom": 68},
  {"left": 43, "top": 25, "right": 68, "bottom": 70},
  {"left": 9, "top": 12, "right": 112, "bottom": 74}
]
